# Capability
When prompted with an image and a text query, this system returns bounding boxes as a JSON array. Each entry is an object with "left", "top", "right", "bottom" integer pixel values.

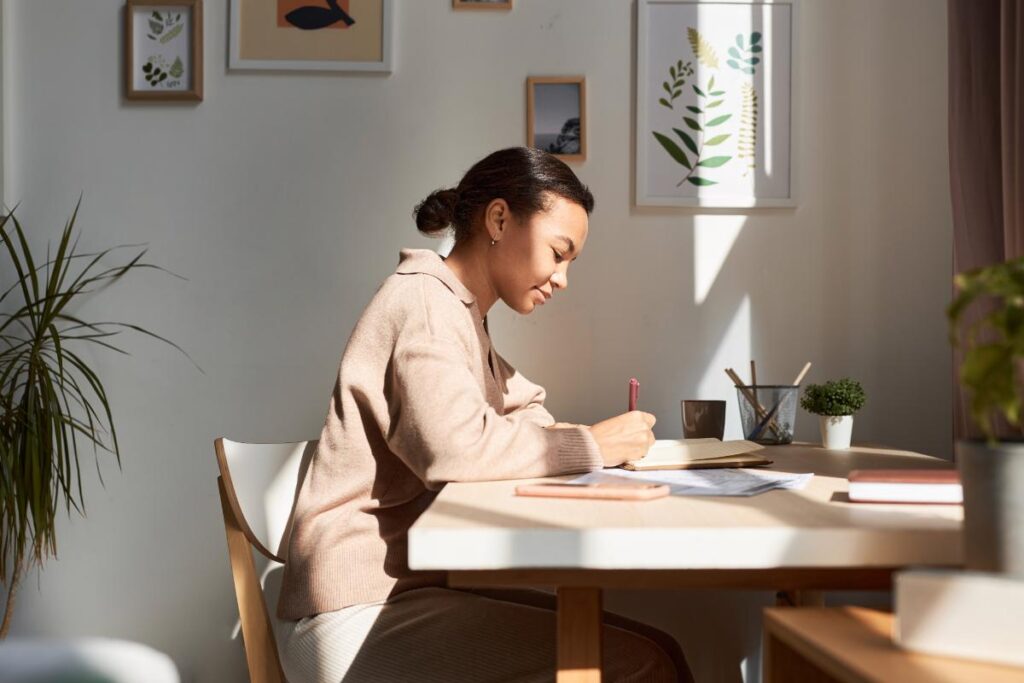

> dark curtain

[{"left": 949, "top": 0, "right": 1024, "bottom": 442}]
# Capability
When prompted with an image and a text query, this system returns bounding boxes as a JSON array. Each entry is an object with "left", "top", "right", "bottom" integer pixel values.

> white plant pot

[{"left": 819, "top": 415, "right": 854, "bottom": 449}]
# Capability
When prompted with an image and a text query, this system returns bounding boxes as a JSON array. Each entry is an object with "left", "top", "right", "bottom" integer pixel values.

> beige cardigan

[{"left": 276, "top": 249, "right": 603, "bottom": 620}]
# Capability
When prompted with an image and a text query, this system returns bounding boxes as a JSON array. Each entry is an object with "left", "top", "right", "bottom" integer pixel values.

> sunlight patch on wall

[{"left": 694, "top": 214, "right": 745, "bottom": 305}]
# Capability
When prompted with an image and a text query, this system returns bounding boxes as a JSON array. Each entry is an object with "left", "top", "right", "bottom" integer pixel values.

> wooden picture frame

[
  {"left": 527, "top": 76, "right": 587, "bottom": 163},
  {"left": 229, "top": 0, "right": 393, "bottom": 73},
  {"left": 453, "top": 0, "right": 512, "bottom": 9},
  {"left": 124, "top": 0, "right": 203, "bottom": 101}
]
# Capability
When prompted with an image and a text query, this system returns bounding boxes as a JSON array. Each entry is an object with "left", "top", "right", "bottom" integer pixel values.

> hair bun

[{"left": 414, "top": 188, "right": 459, "bottom": 237}]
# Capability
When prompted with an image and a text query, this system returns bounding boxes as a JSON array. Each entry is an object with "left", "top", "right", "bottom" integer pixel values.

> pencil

[{"left": 629, "top": 377, "right": 639, "bottom": 412}]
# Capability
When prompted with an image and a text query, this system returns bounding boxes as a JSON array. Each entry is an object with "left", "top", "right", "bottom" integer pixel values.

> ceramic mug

[{"left": 681, "top": 400, "right": 726, "bottom": 439}]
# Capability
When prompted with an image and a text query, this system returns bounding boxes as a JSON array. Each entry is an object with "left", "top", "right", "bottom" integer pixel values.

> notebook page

[{"left": 628, "top": 438, "right": 765, "bottom": 467}]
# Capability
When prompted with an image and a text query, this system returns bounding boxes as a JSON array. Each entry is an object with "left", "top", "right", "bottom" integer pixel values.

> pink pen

[{"left": 629, "top": 378, "right": 639, "bottom": 412}]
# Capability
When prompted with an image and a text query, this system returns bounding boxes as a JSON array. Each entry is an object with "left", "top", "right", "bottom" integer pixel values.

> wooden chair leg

[
  {"left": 557, "top": 587, "right": 603, "bottom": 683},
  {"left": 219, "top": 477, "right": 287, "bottom": 683}
]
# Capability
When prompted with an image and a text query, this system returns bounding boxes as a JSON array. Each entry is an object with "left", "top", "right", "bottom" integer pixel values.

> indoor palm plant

[
  {"left": 0, "top": 200, "right": 192, "bottom": 637},
  {"left": 800, "top": 378, "right": 866, "bottom": 449},
  {"left": 948, "top": 255, "right": 1024, "bottom": 576}
]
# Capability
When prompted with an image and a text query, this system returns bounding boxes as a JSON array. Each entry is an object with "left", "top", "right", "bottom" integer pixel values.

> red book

[{"left": 847, "top": 469, "right": 962, "bottom": 504}]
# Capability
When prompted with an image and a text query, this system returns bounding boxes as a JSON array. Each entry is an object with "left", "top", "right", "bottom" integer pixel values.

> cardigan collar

[{"left": 395, "top": 248, "right": 476, "bottom": 306}]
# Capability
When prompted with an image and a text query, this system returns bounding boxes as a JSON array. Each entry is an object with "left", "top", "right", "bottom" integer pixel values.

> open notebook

[{"left": 621, "top": 438, "right": 770, "bottom": 471}]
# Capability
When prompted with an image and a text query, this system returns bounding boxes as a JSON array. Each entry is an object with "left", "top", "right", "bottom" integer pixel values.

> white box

[{"left": 895, "top": 569, "right": 1024, "bottom": 668}]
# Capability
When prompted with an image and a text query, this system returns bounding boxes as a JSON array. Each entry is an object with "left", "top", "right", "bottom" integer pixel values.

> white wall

[{"left": 2, "top": 1, "right": 950, "bottom": 681}]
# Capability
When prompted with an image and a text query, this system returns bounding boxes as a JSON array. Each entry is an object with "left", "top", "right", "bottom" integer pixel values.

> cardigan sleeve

[{"left": 384, "top": 337, "right": 603, "bottom": 489}]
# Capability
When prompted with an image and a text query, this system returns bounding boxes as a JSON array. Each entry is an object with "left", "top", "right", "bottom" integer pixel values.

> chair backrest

[{"left": 214, "top": 437, "right": 317, "bottom": 683}]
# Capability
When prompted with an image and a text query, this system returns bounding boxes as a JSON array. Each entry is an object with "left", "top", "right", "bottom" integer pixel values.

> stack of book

[{"left": 847, "top": 468, "right": 961, "bottom": 504}]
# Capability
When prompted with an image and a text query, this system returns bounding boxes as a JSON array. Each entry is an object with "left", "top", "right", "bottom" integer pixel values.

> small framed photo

[
  {"left": 527, "top": 76, "right": 587, "bottom": 162},
  {"left": 124, "top": 0, "right": 203, "bottom": 101},
  {"left": 229, "top": 0, "right": 393, "bottom": 72},
  {"left": 453, "top": 0, "right": 512, "bottom": 9}
]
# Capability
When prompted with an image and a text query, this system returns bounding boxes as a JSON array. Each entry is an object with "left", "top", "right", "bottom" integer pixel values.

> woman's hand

[{"left": 588, "top": 411, "right": 657, "bottom": 468}]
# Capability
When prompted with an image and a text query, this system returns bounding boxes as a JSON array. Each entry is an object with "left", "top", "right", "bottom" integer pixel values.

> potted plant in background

[
  {"left": 800, "top": 378, "right": 866, "bottom": 449},
  {"left": 948, "top": 256, "right": 1024, "bottom": 576},
  {"left": 0, "top": 200, "right": 195, "bottom": 637}
]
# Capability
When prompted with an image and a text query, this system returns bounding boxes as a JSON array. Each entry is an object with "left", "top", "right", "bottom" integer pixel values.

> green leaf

[
  {"left": 708, "top": 75, "right": 715, "bottom": 91},
  {"left": 751, "top": 32, "right": 762, "bottom": 44},
  {"left": 687, "top": 176, "right": 718, "bottom": 186},
  {"left": 697, "top": 155, "right": 731, "bottom": 168},
  {"left": 686, "top": 105, "right": 702, "bottom": 114},
  {"left": 673, "top": 128, "right": 699, "bottom": 155},
  {"left": 683, "top": 117, "right": 702, "bottom": 131},
  {"left": 659, "top": 98, "right": 672, "bottom": 108},
  {"left": 710, "top": 90, "right": 725, "bottom": 96},
  {"left": 663, "top": 82, "right": 672, "bottom": 95},
  {"left": 706, "top": 114, "right": 732, "bottom": 127},
  {"left": 736, "top": 34, "right": 744, "bottom": 49},
  {"left": 693, "top": 85, "right": 706, "bottom": 97},
  {"left": 670, "top": 66, "right": 677, "bottom": 78},
  {"left": 751, "top": 45, "right": 763, "bottom": 53},
  {"left": 704, "top": 133, "right": 731, "bottom": 146},
  {"left": 652, "top": 132, "right": 691, "bottom": 169},
  {"left": 727, "top": 59, "right": 740, "bottom": 70},
  {"left": 746, "top": 57, "right": 761, "bottom": 65},
  {"left": 729, "top": 47, "right": 742, "bottom": 59},
  {"left": 706, "top": 99, "right": 724, "bottom": 108}
]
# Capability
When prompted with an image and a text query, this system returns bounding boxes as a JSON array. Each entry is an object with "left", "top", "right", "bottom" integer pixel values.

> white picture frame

[
  {"left": 229, "top": 0, "right": 393, "bottom": 72},
  {"left": 636, "top": 0, "right": 799, "bottom": 208}
]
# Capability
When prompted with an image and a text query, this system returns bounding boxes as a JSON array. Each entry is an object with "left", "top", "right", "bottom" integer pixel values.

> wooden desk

[
  {"left": 763, "top": 607, "right": 1024, "bottom": 682},
  {"left": 408, "top": 444, "right": 963, "bottom": 682}
]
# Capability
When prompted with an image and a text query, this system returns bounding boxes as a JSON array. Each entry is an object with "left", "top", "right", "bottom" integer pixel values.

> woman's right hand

[{"left": 588, "top": 411, "right": 657, "bottom": 468}]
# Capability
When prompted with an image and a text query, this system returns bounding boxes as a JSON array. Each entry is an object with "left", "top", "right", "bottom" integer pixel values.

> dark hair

[{"left": 413, "top": 147, "right": 595, "bottom": 243}]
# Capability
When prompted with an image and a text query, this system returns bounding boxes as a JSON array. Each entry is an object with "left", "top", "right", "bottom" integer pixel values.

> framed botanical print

[
  {"left": 636, "top": 0, "right": 798, "bottom": 207},
  {"left": 527, "top": 76, "right": 587, "bottom": 163},
  {"left": 229, "top": 0, "right": 393, "bottom": 72},
  {"left": 124, "top": 0, "right": 203, "bottom": 101}
]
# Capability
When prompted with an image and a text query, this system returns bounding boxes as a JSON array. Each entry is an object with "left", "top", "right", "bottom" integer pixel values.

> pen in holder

[{"left": 734, "top": 385, "right": 798, "bottom": 444}]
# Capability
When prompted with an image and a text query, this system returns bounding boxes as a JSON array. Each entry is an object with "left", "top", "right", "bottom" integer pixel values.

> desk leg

[{"left": 557, "top": 587, "right": 602, "bottom": 683}]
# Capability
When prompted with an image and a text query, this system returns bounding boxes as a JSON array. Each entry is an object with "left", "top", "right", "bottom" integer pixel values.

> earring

[{"left": 490, "top": 238, "right": 497, "bottom": 246}]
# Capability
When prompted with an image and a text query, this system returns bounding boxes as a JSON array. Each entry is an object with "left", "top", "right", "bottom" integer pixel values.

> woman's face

[{"left": 487, "top": 193, "right": 589, "bottom": 315}]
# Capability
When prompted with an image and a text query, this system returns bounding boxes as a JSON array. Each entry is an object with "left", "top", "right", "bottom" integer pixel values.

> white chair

[{"left": 214, "top": 437, "right": 317, "bottom": 683}]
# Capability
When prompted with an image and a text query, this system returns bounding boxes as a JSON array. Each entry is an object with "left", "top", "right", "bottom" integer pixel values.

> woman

[{"left": 277, "top": 147, "right": 693, "bottom": 682}]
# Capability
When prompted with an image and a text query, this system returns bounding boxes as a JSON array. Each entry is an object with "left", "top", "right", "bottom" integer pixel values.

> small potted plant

[
  {"left": 800, "top": 378, "right": 866, "bottom": 449},
  {"left": 948, "top": 256, "right": 1024, "bottom": 576}
]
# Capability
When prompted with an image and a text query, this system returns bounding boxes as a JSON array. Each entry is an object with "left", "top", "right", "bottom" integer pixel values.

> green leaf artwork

[
  {"left": 687, "top": 27, "right": 719, "bottom": 69},
  {"left": 160, "top": 22, "right": 184, "bottom": 44},
  {"left": 659, "top": 59, "right": 694, "bottom": 110},
  {"left": 738, "top": 82, "right": 758, "bottom": 176},
  {"left": 652, "top": 132, "right": 692, "bottom": 169},
  {"left": 727, "top": 31, "right": 762, "bottom": 76},
  {"left": 652, "top": 74, "right": 732, "bottom": 189},
  {"left": 169, "top": 57, "right": 184, "bottom": 79}
]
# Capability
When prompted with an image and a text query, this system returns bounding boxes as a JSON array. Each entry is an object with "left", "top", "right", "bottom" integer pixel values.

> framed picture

[
  {"left": 453, "top": 0, "right": 512, "bottom": 9},
  {"left": 124, "top": 0, "right": 203, "bottom": 101},
  {"left": 636, "top": 0, "right": 798, "bottom": 207},
  {"left": 527, "top": 76, "right": 587, "bottom": 163},
  {"left": 229, "top": 0, "right": 393, "bottom": 72}
]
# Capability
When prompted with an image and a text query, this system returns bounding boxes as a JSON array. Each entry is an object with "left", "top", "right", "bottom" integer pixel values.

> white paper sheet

[{"left": 568, "top": 468, "right": 813, "bottom": 497}]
